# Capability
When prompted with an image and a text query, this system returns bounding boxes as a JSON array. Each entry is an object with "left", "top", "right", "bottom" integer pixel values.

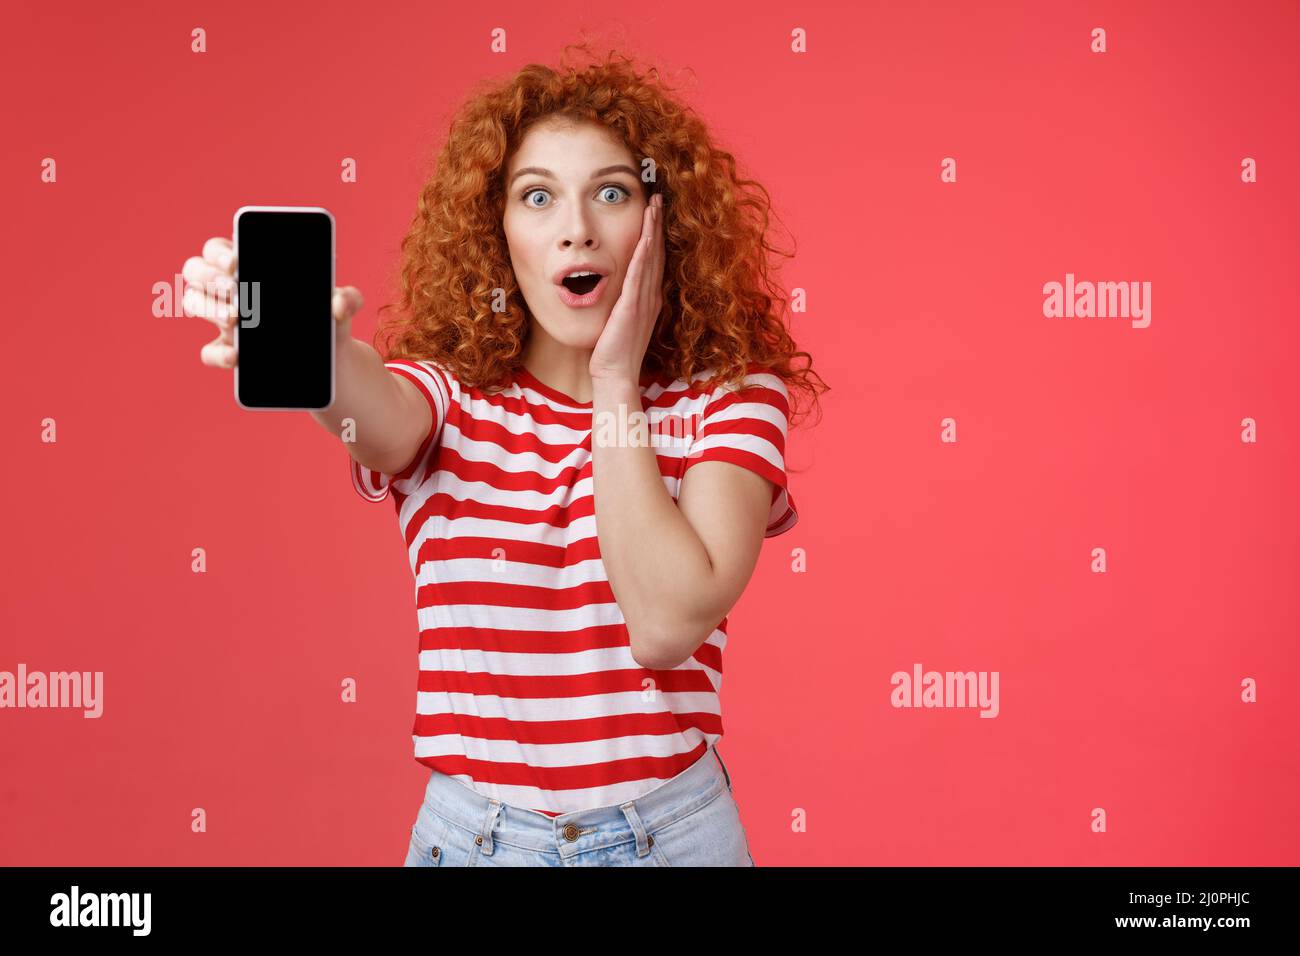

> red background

[{"left": 2, "top": 0, "right": 1297, "bottom": 865}]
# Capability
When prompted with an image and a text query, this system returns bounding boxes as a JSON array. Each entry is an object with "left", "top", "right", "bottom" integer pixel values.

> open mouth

[{"left": 561, "top": 273, "right": 602, "bottom": 296}]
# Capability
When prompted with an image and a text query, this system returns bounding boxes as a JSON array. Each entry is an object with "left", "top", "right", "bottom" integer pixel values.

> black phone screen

[{"left": 233, "top": 207, "right": 334, "bottom": 410}]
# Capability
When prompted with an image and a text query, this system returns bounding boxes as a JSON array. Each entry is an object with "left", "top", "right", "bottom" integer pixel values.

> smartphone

[{"left": 232, "top": 206, "right": 335, "bottom": 410}]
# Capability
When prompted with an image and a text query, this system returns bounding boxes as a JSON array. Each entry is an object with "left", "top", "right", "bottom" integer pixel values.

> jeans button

[{"left": 562, "top": 823, "right": 580, "bottom": 842}]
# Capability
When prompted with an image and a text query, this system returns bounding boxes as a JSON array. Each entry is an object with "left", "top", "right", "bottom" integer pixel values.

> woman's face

[{"left": 502, "top": 118, "right": 648, "bottom": 350}]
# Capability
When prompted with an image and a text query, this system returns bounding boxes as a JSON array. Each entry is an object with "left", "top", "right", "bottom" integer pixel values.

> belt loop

[
  {"left": 479, "top": 799, "right": 503, "bottom": 855},
  {"left": 619, "top": 801, "right": 651, "bottom": 857},
  {"left": 713, "top": 745, "right": 733, "bottom": 790}
]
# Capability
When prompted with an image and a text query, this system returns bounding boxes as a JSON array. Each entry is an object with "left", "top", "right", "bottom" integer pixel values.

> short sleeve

[
  {"left": 350, "top": 359, "right": 452, "bottom": 504},
  {"left": 682, "top": 366, "right": 798, "bottom": 537}
]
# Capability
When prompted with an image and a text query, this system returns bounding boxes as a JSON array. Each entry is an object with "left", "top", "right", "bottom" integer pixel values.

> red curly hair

[{"left": 374, "top": 40, "right": 828, "bottom": 428}]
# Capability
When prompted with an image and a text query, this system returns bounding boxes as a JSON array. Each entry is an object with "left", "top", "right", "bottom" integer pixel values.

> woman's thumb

[{"left": 333, "top": 286, "right": 364, "bottom": 323}]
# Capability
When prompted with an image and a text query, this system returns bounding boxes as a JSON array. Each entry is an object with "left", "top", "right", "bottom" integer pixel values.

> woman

[{"left": 184, "top": 44, "right": 827, "bottom": 866}]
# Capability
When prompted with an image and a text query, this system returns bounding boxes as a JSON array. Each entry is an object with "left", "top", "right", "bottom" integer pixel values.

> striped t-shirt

[{"left": 349, "top": 358, "right": 798, "bottom": 815}]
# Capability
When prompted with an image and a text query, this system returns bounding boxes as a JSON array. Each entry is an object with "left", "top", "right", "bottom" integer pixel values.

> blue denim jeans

[{"left": 403, "top": 745, "right": 756, "bottom": 866}]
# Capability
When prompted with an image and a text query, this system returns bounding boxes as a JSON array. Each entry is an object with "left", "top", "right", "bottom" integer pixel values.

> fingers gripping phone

[{"left": 232, "top": 206, "right": 335, "bottom": 410}]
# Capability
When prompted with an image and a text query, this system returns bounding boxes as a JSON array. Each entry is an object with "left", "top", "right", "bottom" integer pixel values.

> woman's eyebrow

[{"left": 509, "top": 164, "right": 639, "bottom": 185}]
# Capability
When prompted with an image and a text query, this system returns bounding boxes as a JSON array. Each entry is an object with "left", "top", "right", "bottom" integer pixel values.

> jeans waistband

[{"left": 418, "top": 744, "right": 735, "bottom": 857}]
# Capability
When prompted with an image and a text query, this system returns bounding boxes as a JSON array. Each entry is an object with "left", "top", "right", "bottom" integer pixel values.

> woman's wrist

[{"left": 590, "top": 372, "right": 640, "bottom": 397}]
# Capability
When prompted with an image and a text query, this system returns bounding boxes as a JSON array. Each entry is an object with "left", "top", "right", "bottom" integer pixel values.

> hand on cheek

[{"left": 590, "top": 193, "right": 665, "bottom": 383}]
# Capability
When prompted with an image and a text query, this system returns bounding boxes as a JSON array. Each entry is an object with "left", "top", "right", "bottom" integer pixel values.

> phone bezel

[{"left": 231, "top": 205, "right": 336, "bottom": 412}]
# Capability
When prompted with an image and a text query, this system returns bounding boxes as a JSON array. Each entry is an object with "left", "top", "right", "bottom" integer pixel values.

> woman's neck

[{"left": 520, "top": 335, "right": 595, "bottom": 405}]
